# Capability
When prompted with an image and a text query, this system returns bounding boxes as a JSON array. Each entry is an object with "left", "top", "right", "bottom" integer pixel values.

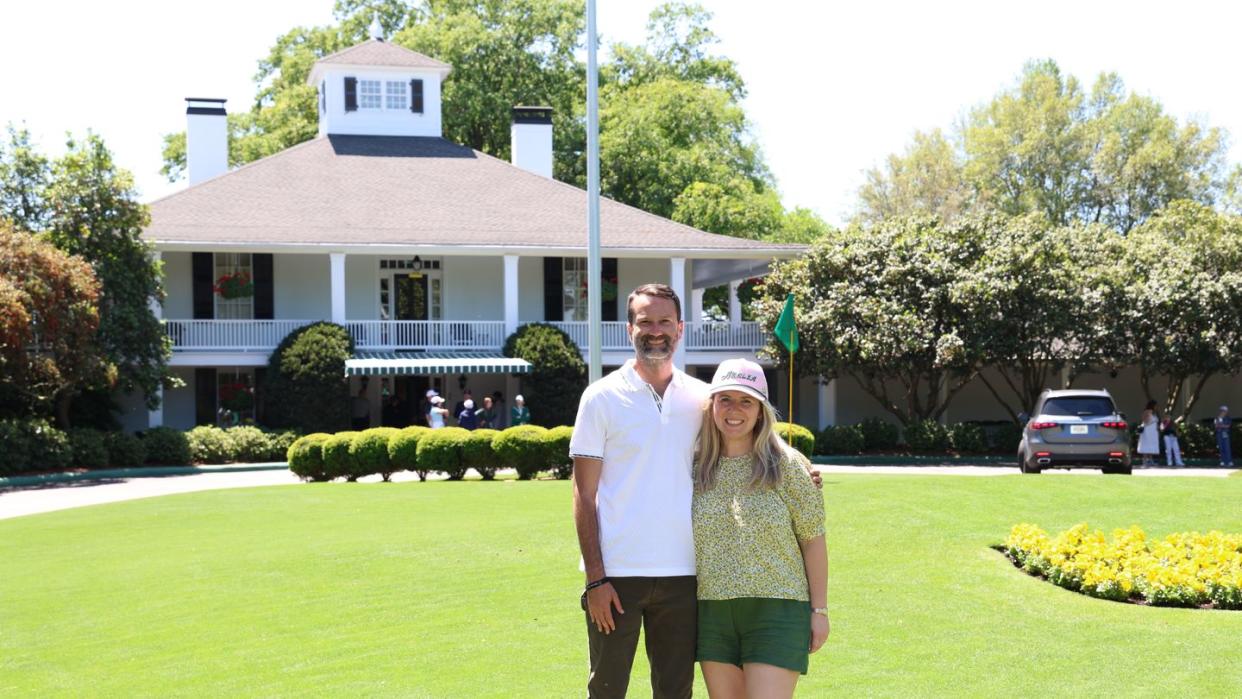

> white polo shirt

[{"left": 570, "top": 360, "right": 709, "bottom": 577}]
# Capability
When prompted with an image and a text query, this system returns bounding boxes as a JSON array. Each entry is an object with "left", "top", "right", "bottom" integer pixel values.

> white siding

[
  {"left": 162, "top": 252, "right": 193, "bottom": 318},
  {"left": 275, "top": 254, "right": 331, "bottom": 319},
  {"left": 518, "top": 256, "right": 543, "bottom": 321},
  {"left": 443, "top": 256, "right": 504, "bottom": 319},
  {"left": 346, "top": 255, "right": 378, "bottom": 319}
]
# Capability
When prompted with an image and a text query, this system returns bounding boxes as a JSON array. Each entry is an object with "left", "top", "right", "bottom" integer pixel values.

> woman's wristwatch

[{"left": 812, "top": 607, "right": 829, "bottom": 617}]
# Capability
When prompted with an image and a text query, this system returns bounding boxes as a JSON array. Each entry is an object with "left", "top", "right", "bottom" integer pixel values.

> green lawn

[{"left": 3, "top": 475, "right": 1241, "bottom": 697}]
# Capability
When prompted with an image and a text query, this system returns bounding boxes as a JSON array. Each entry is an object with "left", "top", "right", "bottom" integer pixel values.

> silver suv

[{"left": 1017, "top": 389, "right": 1132, "bottom": 474}]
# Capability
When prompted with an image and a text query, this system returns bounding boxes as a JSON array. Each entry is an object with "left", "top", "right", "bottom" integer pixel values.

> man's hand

[
  {"left": 810, "top": 468, "right": 823, "bottom": 489},
  {"left": 587, "top": 582, "right": 625, "bottom": 634}
]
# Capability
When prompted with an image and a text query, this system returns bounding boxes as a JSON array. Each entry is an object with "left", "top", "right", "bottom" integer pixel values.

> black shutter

[
  {"left": 195, "top": 368, "right": 217, "bottom": 426},
  {"left": 602, "top": 258, "right": 618, "bottom": 321},
  {"left": 410, "top": 79, "right": 424, "bottom": 113},
  {"left": 192, "top": 252, "right": 214, "bottom": 319},
  {"left": 253, "top": 253, "right": 274, "bottom": 320},
  {"left": 543, "top": 257, "right": 563, "bottom": 322},
  {"left": 344, "top": 77, "right": 357, "bottom": 112}
]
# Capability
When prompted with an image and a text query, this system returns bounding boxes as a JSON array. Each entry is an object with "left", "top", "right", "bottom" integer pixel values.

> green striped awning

[{"left": 344, "top": 351, "right": 532, "bottom": 377}]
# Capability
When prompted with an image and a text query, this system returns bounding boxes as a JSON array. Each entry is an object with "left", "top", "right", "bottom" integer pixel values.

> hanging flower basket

[
  {"left": 214, "top": 271, "right": 254, "bottom": 299},
  {"left": 219, "top": 382, "right": 254, "bottom": 412},
  {"left": 602, "top": 275, "right": 618, "bottom": 302}
]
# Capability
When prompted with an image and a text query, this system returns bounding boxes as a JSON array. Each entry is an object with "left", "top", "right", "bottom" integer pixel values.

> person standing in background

[
  {"left": 1215, "top": 406, "right": 1234, "bottom": 467},
  {"left": 1160, "top": 416, "right": 1184, "bottom": 467},
  {"left": 511, "top": 394, "right": 531, "bottom": 426},
  {"left": 1136, "top": 400, "right": 1159, "bottom": 467}
]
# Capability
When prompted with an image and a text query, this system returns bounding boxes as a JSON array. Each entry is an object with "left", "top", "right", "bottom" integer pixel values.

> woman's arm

[{"left": 800, "top": 535, "right": 829, "bottom": 653}]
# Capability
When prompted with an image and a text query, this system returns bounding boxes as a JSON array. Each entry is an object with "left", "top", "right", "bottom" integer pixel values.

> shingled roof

[
  {"left": 144, "top": 135, "right": 804, "bottom": 256},
  {"left": 313, "top": 39, "right": 451, "bottom": 72}
]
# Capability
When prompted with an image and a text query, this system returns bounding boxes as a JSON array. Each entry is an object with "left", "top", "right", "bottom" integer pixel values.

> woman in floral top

[{"left": 693, "top": 358, "right": 828, "bottom": 698}]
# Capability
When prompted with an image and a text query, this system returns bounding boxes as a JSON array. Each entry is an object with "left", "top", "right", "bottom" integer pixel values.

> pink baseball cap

[{"left": 709, "top": 358, "right": 768, "bottom": 402}]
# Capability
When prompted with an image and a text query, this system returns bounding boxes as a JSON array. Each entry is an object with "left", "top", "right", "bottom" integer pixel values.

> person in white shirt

[{"left": 427, "top": 395, "right": 449, "bottom": 429}]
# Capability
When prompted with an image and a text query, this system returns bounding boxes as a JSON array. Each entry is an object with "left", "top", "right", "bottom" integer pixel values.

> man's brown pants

[{"left": 585, "top": 576, "right": 697, "bottom": 698}]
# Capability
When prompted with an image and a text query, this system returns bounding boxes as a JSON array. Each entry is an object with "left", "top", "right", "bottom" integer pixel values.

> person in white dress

[{"left": 1136, "top": 400, "right": 1160, "bottom": 467}]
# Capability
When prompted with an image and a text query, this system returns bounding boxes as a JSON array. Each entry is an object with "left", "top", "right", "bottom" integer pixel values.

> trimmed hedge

[
  {"left": 187, "top": 426, "right": 236, "bottom": 464},
  {"left": 503, "top": 323, "right": 587, "bottom": 427},
  {"left": 142, "top": 426, "right": 192, "bottom": 465},
  {"left": 104, "top": 431, "right": 146, "bottom": 468},
  {"left": 949, "top": 422, "right": 987, "bottom": 454},
  {"left": 859, "top": 417, "right": 901, "bottom": 451},
  {"left": 904, "top": 420, "right": 949, "bottom": 453},
  {"left": 545, "top": 425, "right": 574, "bottom": 479},
  {"left": 463, "top": 429, "right": 499, "bottom": 480},
  {"left": 322, "top": 431, "right": 360, "bottom": 481},
  {"left": 417, "top": 427, "right": 471, "bottom": 480},
  {"left": 226, "top": 426, "right": 271, "bottom": 463},
  {"left": 351, "top": 427, "right": 400, "bottom": 481},
  {"left": 0, "top": 419, "right": 73, "bottom": 475},
  {"left": 263, "top": 321, "right": 354, "bottom": 433},
  {"left": 816, "top": 424, "right": 864, "bottom": 455},
  {"left": 67, "top": 428, "right": 109, "bottom": 469},
  {"left": 774, "top": 422, "right": 815, "bottom": 458},
  {"left": 493, "top": 424, "right": 550, "bottom": 480},
  {"left": 389, "top": 426, "right": 431, "bottom": 480},
  {"left": 287, "top": 433, "right": 333, "bottom": 481}
]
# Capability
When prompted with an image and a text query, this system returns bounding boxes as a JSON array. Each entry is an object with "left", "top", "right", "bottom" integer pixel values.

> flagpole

[{"left": 788, "top": 349, "right": 794, "bottom": 444}]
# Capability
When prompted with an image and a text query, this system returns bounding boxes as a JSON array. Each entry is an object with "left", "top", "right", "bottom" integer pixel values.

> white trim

[
  {"left": 148, "top": 240, "right": 804, "bottom": 260},
  {"left": 169, "top": 352, "right": 270, "bottom": 367}
]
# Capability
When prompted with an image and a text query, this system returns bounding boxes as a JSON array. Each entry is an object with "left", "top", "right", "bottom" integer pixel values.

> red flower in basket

[{"left": 214, "top": 271, "right": 254, "bottom": 299}]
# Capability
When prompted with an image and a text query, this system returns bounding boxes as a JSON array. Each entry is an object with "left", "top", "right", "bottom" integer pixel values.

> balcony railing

[
  {"left": 165, "top": 319, "right": 766, "bottom": 353},
  {"left": 345, "top": 321, "right": 507, "bottom": 350}
]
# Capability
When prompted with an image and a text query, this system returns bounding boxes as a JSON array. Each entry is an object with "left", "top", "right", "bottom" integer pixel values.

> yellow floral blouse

[{"left": 692, "top": 452, "right": 825, "bottom": 601}]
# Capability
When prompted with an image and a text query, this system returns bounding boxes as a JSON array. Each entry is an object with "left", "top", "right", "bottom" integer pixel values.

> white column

[
  {"left": 504, "top": 254, "right": 519, "bottom": 338},
  {"left": 817, "top": 378, "right": 837, "bottom": 430},
  {"left": 690, "top": 288, "right": 704, "bottom": 323},
  {"left": 670, "top": 257, "right": 687, "bottom": 371},
  {"left": 728, "top": 280, "right": 742, "bottom": 328},
  {"left": 330, "top": 253, "right": 346, "bottom": 324},
  {"left": 149, "top": 251, "right": 163, "bottom": 319},
  {"left": 148, "top": 250, "right": 164, "bottom": 429}
]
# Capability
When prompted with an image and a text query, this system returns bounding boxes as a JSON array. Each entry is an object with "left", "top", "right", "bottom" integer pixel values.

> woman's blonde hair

[{"left": 694, "top": 394, "right": 791, "bottom": 492}]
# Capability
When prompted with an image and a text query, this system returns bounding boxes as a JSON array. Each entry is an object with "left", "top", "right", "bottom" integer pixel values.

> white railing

[
  {"left": 165, "top": 320, "right": 316, "bottom": 351},
  {"left": 346, "top": 320, "right": 507, "bottom": 350},
  {"left": 683, "top": 322, "right": 766, "bottom": 351},
  {"left": 549, "top": 321, "right": 632, "bottom": 350},
  {"left": 550, "top": 321, "right": 766, "bottom": 352}
]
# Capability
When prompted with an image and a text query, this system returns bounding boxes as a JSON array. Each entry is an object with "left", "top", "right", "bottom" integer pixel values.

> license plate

[{"left": 1070, "top": 425, "right": 1089, "bottom": 435}]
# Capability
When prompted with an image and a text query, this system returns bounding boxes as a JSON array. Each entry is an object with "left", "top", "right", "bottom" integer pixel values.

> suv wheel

[
  {"left": 1019, "top": 451, "right": 1041, "bottom": 474},
  {"left": 1103, "top": 464, "right": 1132, "bottom": 475}
]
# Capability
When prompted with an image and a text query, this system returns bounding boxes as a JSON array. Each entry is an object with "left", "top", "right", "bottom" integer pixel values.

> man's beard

[{"left": 634, "top": 333, "right": 675, "bottom": 361}]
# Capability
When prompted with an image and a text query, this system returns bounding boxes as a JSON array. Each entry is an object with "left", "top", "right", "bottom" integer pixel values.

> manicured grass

[{"left": 3, "top": 476, "right": 1241, "bottom": 696}]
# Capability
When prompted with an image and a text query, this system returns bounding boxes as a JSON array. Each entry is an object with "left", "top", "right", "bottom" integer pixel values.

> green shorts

[{"left": 696, "top": 597, "right": 811, "bottom": 674}]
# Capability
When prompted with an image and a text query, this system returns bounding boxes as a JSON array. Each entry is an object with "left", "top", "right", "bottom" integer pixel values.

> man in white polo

[{"left": 570, "top": 283, "right": 704, "bottom": 698}]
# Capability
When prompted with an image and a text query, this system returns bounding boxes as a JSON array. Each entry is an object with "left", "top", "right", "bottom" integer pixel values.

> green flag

[{"left": 774, "top": 293, "right": 799, "bottom": 353}]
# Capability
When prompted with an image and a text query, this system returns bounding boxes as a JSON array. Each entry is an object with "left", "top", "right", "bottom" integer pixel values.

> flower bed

[{"left": 1003, "top": 523, "right": 1242, "bottom": 609}]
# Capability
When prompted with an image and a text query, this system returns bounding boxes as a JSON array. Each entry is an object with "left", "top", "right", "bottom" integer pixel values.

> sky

[{"left": 2, "top": 0, "right": 1239, "bottom": 227}]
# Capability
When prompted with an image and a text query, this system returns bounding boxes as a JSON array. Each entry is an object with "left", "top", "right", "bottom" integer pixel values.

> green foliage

[
  {"left": 265, "top": 430, "right": 302, "bottom": 462},
  {"left": 988, "top": 422, "right": 1024, "bottom": 454},
  {"left": 226, "top": 426, "right": 271, "bottom": 463},
  {"left": 388, "top": 426, "right": 431, "bottom": 480},
  {"left": 503, "top": 323, "right": 586, "bottom": 427},
  {"left": 262, "top": 322, "right": 354, "bottom": 433},
  {"left": 187, "top": 426, "right": 237, "bottom": 465},
  {"left": 0, "top": 419, "right": 73, "bottom": 474},
  {"left": 856, "top": 129, "right": 969, "bottom": 226},
  {"left": 858, "top": 418, "right": 901, "bottom": 452},
  {"left": 416, "top": 427, "right": 471, "bottom": 480},
  {"left": 462, "top": 428, "right": 499, "bottom": 480},
  {"left": 773, "top": 422, "right": 815, "bottom": 458},
  {"left": 287, "top": 433, "right": 333, "bottom": 482},
  {"left": 104, "top": 431, "right": 146, "bottom": 468},
  {"left": 544, "top": 425, "right": 574, "bottom": 479},
  {"left": 815, "top": 424, "right": 864, "bottom": 456},
  {"left": 1180, "top": 422, "right": 1215, "bottom": 458},
  {"left": 0, "top": 220, "right": 107, "bottom": 425},
  {"left": 141, "top": 427, "right": 192, "bottom": 465},
  {"left": 321, "top": 432, "right": 360, "bottom": 481},
  {"left": 904, "top": 420, "right": 950, "bottom": 453},
  {"left": 351, "top": 427, "right": 400, "bottom": 481},
  {"left": 493, "top": 425, "right": 550, "bottom": 480},
  {"left": 949, "top": 422, "right": 988, "bottom": 454},
  {"left": 67, "top": 428, "right": 109, "bottom": 469}
]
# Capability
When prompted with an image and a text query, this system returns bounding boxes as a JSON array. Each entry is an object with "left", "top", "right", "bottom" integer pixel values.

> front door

[{"left": 394, "top": 274, "right": 430, "bottom": 320}]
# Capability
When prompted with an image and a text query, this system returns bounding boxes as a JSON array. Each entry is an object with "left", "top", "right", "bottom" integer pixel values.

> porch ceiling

[{"left": 344, "top": 351, "right": 531, "bottom": 377}]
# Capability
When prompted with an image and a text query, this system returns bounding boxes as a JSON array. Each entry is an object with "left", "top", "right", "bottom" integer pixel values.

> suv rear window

[{"left": 1041, "top": 396, "right": 1116, "bottom": 417}]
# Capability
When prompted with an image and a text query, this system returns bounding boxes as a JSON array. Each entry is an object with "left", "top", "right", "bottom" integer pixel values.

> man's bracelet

[{"left": 584, "top": 577, "right": 611, "bottom": 592}]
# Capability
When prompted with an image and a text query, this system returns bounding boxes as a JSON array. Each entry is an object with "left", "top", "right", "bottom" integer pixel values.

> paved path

[{"left": 0, "top": 465, "right": 1233, "bottom": 521}]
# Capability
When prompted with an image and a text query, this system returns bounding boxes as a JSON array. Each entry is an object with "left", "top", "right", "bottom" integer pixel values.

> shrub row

[
  {"left": 287, "top": 424, "right": 575, "bottom": 483},
  {"left": 812, "top": 419, "right": 1025, "bottom": 456},
  {"left": 0, "top": 419, "right": 301, "bottom": 475}
]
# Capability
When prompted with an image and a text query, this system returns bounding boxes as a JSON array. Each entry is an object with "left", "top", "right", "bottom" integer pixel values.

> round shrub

[
  {"left": 187, "top": 425, "right": 236, "bottom": 464},
  {"left": 503, "top": 323, "right": 587, "bottom": 427},
  {"left": 351, "top": 427, "right": 400, "bottom": 481},
  {"left": 142, "top": 426, "right": 192, "bottom": 465},
  {"left": 462, "top": 428, "right": 499, "bottom": 480},
  {"left": 904, "top": 419, "right": 950, "bottom": 453},
  {"left": 0, "top": 419, "right": 73, "bottom": 474},
  {"left": 417, "top": 427, "right": 471, "bottom": 480},
  {"left": 773, "top": 422, "right": 815, "bottom": 458},
  {"left": 265, "top": 430, "right": 302, "bottom": 462},
  {"left": 816, "top": 424, "right": 864, "bottom": 455},
  {"left": 859, "top": 417, "right": 900, "bottom": 451},
  {"left": 989, "top": 422, "right": 1024, "bottom": 453},
  {"left": 545, "top": 425, "right": 574, "bottom": 479},
  {"left": 105, "top": 431, "right": 147, "bottom": 468},
  {"left": 262, "top": 321, "right": 354, "bottom": 433},
  {"left": 226, "top": 426, "right": 271, "bottom": 463},
  {"left": 389, "top": 426, "right": 431, "bottom": 480},
  {"left": 1180, "top": 422, "right": 1214, "bottom": 457},
  {"left": 493, "top": 424, "right": 550, "bottom": 480},
  {"left": 949, "top": 422, "right": 988, "bottom": 454},
  {"left": 287, "top": 433, "right": 333, "bottom": 481},
  {"left": 67, "top": 428, "right": 109, "bottom": 469},
  {"left": 321, "top": 431, "right": 360, "bottom": 481}
]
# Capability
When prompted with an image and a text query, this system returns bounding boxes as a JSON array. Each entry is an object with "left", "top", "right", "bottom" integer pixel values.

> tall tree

[{"left": 856, "top": 129, "right": 970, "bottom": 226}]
